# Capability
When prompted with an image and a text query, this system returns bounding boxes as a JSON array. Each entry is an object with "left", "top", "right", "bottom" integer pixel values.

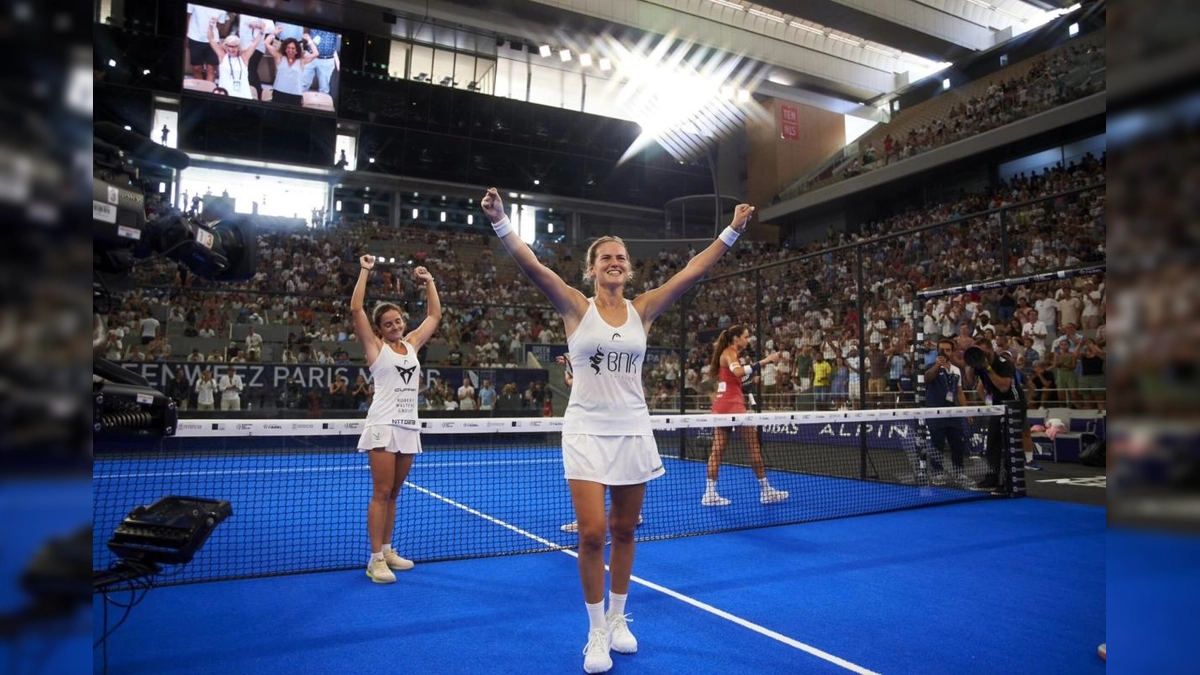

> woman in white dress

[{"left": 482, "top": 187, "right": 756, "bottom": 674}]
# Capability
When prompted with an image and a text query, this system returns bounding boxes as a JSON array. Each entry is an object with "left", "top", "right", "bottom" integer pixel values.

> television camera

[{"left": 92, "top": 121, "right": 257, "bottom": 444}]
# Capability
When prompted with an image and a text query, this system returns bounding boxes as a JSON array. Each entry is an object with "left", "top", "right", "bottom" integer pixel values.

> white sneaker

[
  {"left": 582, "top": 628, "right": 612, "bottom": 673},
  {"left": 760, "top": 487, "right": 789, "bottom": 504},
  {"left": 383, "top": 549, "right": 414, "bottom": 571},
  {"left": 606, "top": 612, "right": 637, "bottom": 654},
  {"left": 366, "top": 557, "right": 396, "bottom": 584},
  {"left": 701, "top": 492, "right": 731, "bottom": 507}
]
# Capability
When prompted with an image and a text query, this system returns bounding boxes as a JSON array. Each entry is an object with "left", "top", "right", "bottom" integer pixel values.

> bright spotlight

[
  {"left": 579, "top": 53, "right": 593, "bottom": 67},
  {"left": 539, "top": 44, "right": 552, "bottom": 57},
  {"left": 598, "top": 57, "right": 612, "bottom": 71},
  {"left": 559, "top": 49, "right": 571, "bottom": 62}
]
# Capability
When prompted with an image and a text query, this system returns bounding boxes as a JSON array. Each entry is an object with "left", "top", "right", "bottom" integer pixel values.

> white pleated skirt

[
  {"left": 561, "top": 433, "right": 665, "bottom": 486},
  {"left": 357, "top": 425, "right": 423, "bottom": 454}
]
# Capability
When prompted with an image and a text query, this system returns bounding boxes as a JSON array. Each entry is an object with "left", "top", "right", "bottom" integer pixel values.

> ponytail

[{"left": 709, "top": 324, "right": 747, "bottom": 376}]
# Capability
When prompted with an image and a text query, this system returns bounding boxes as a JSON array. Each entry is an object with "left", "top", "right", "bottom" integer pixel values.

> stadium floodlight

[
  {"left": 598, "top": 57, "right": 612, "bottom": 71},
  {"left": 579, "top": 53, "right": 593, "bottom": 67},
  {"left": 539, "top": 44, "right": 552, "bottom": 57},
  {"left": 559, "top": 48, "right": 571, "bottom": 62},
  {"left": 593, "top": 32, "right": 771, "bottom": 165}
]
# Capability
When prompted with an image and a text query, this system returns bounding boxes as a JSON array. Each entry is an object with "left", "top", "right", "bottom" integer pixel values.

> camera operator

[
  {"left": 923, "top": 339, "right": 974, "bottom": 487},
  {"left": 967, "top": 338, "right": 1026, "bottom": 491}
]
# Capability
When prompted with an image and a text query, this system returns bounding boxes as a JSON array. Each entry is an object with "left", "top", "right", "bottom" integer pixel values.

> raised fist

[
  {"left": 730, "top": 204, "right": 755, "bottom": 231},
  {"left": 481, "top": 188, "right": 506, "bottom": 224}
]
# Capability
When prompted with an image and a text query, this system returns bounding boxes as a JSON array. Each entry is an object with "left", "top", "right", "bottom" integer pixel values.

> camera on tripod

[{"left": 92, "top": 122, "right": 258, "bottom": 445}]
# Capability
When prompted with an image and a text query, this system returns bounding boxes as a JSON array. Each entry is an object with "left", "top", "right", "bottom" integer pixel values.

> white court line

[
  {"left": 406, "top": 479, "right": 882, "bottom": 675},
  {"left": 93, "top": 458, "right": 559, "bottom": 481}
]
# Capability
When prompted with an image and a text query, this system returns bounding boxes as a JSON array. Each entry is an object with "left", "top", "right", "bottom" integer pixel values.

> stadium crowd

[
  {"left": 781, "top": 32, "right": 1105, "bottom": 199},
  {"left": 113, "top": 157, "right": 1105, "bottom": 415}
]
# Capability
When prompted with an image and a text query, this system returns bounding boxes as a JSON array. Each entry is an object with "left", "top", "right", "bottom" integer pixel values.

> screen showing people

[{"left": 183, "top": 4, "right": 342, "bottom": 113}]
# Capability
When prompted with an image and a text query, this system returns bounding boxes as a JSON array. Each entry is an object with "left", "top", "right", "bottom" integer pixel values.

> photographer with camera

[
  {"left": 965, "top": 338, "right": 1028, "bottom": 491},
  {"left": 923, "top": 339, "right": 974, "bottom": 488}
]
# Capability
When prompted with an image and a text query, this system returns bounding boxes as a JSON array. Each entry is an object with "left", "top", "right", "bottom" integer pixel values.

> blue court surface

[{"left": 91, "top": 497, "right": 1109, "bottom": 675}]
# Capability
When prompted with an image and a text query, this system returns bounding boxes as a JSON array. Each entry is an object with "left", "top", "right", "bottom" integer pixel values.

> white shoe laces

[
  {"left": 608, "top": 613, "right": 632, "bottom": 632},
  {"left": 583, "top": 628, "right": 609, "bottom": 655}
]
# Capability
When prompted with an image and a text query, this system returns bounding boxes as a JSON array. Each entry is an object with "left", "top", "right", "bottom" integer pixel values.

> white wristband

[
  {"left": 492, "top": 215, "right": 513, "bottom": 238},
  {"left": 718, "top": 226, "right": 740, "bottom": 247}
]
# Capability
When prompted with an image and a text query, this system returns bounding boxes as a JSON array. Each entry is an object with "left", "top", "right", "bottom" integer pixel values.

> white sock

[
  {"left": 706, "top": 478, "right": 717, "bottom": 494},
  {"left": 370, "top": 551, "right": 383, "bottom": 562},
  {"left": 586, "top": 601, "right": 606, "bottom": 631},
  {"left": 608, "top": 591, "right": 627, "bottom": 617},
  {"left": 382, "top": 544, "right": 394, "bottom": 554},
  {"left": 1024, "top": 451, "right": 1034, "bottom": 463},
  {"left": 759, "top": 477, "right": 770, "bottom": 490}
]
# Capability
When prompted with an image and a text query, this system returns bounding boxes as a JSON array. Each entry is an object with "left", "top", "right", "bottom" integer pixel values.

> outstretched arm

[
  {"left": 403, "top": 266, "right": 442, "bottom": 350},
  {"left": 481, "top": 188, "right": 587, "bottom": 325},
  {"left": 207, "top": 19, "right": 223, "bottom": 58},
  {"left": 264, "top": 27, "right": 282, "bottom": 59},
  {"left": 351, "top": 254, "right": 381, "bottom": 365},
  {"left": 633, "top": 204, "right": 755, "bottom": 325}
]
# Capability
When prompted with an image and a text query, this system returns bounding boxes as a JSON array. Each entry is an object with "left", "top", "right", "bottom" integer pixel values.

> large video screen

[{"left": 182, "top": 4, "right": 342, "bottom": 114}]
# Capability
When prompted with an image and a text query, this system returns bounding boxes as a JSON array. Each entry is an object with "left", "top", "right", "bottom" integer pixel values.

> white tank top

[
  {"left": 273, "top": 58, "right": 305, "bottom": 95},
  {"left": 365, "top": 341, "right": 421, "bottom": 429},
  {"left": 218, "top": 57, "right": 253, "bottom": 99},
  {"left": 564, "top": 299, "right": 652, "bottom": 436}
]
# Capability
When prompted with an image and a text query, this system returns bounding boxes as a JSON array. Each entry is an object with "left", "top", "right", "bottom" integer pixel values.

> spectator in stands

[
  {"left": 1031, "top": 360, "right": 1056, "bottom": 407},
  {"left": 104, "top": 332, "right": 123, "bottom": 360},
  {"left": 1076, "top": 338, "right": 1106, "bottom": 410},
  {"left": 477, "top": 378, "right": 496, "bottom": 412},
  {"left": 301, "top": 28, "right": 340, "bottom": 95},
  {"left": 280, "top": 376, "right": 304, "bottom": 409},
  {"left": 263, "top": 28, "right": 318, "bottom": 106},
  {"left": 126, "top": 345, "right": 147, "bottom": 361},
  {"left": 446, "top": 344, "right": 463, "bottom": 366},
  {"left": 351, "top": 374, "right": 369, "bottom": 409},
  {"left": 1034, "top": 290, "right": 1059, "bottom": 342},
  {"left": 867, "top": 344, "right": 887, "bottom": 406},
  {"left": 245, "top": 326, "right": 263, "bottom": 360},
  {"left": 218, "top": 368, "right": 244, "bottom": 411},
  {"left": 810, "top": 349, "right": 832, "bottom": 410},
  {"left": 186, "top": 5, "right": 226, "bottom": 83},
  {"left": 195, "top": 369, "right": 217, "bottom": 411},
  {"left": 481, "top": 186, "right": 758, "bottom": 673},
  {"left": 495, "top": 382, "right": 521, "bottom": 411},
  {"left": 139, "top": 314, "right": 160, "bottom": 345},
  {"left": 206, "top": 19, "right": 262, "bottom": 100},
  {"left": 457, "top": 376, "right": 476, "bottom": 411},
  {"left": 1021, "top": 313, "right": 1049, "bottom": 359},
  {"left": 351, "top": 253, "right": 442, "bottom": 585},
  {"left": 328, "top": 375, "right": 350, "bottom": 410}
]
